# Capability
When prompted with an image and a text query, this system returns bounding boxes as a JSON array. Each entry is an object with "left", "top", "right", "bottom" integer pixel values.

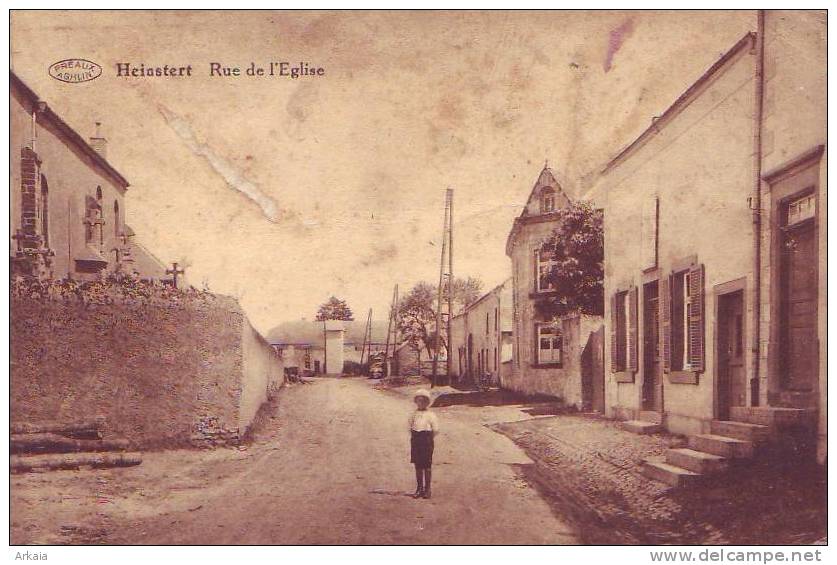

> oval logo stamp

[{"left": 48, "top": 59, "right": 102, "bottom": 83}]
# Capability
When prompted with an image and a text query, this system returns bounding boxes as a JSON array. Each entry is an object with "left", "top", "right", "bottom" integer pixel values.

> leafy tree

[
  {"left": 316, "top": 296, "right": 355, "bottom": 321},
  {"left": 535, "top": 201, "right": 604, "bottom": 319},
  {"left": 397, "top": 277, "right": 483, "bottom": 359}
]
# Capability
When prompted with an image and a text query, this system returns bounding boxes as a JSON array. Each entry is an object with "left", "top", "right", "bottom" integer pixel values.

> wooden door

[
  {"left": 781, "top": 219, "right": 818, "bottom": 391},
  {"left": 642, "top": 282, "right": 662, "bottom": 412},
  {"left": 717, "top": 291, "right": 746, "bottom": 420}
]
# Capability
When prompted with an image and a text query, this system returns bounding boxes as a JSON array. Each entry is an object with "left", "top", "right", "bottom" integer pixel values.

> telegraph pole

[
  {"left": 383, "top": 284, "right": 399, "bottom": 376},
  {"left": 431, "top": 188, "right": 453, "bottom": 388},
  {"left": 360, "top": 308, "right": 373, "bottom": 368}
]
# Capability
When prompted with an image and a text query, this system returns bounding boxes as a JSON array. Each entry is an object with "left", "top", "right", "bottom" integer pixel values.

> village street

[{"left": 11, "top": 377, "right": 578, "bottom": 545}]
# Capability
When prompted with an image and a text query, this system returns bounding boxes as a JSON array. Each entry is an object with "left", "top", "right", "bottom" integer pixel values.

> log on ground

[
  {"left": 10, "top": 421, "right": 103, "bottom": 440},
  {"left": 11, "top": 433, "right": 130, "bottom": 455},
  {"left": 10, "top": 452, "right": 142, "bottom": 474}
]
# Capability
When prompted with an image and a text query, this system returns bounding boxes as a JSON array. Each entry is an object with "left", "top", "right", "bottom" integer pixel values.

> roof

[
  {"left": 602, "top": 32, "right": 756, "bottom": 175},
  {"left": 464, "top": 278, "right": 512, "bottom": 311},
  {"left": 505, "top": 165, "right": 572, "bottom": 256},
  {"left": 10, "top": 71, "right": 130, "bottom": 189},
  {"left": 267, "top": 319, "right": 390, "bottom": 346}
]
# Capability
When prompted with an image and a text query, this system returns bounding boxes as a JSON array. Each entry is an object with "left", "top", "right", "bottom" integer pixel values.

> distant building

[
  {"left": 504, "top": 166, "right": 606, "bottom": 410},
  {"left": 449, "top": 279, "right": 513, "bottom": 387},
  {"left": 268, "top": 318, "right": 389, "bottom": 374},
  {"left": 10, "top": 71, "right": 165, "bottom": 281}
]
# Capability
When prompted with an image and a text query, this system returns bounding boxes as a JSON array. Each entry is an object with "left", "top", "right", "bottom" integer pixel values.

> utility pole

[
  {"left": 431, "top": 188, "right": 454, "bottom": 388},
  {"left": 360, "top": 308, "right": 373, "bottom": 368},
  {"left": 383, "top": 284, "right": 399, "bottom": 376}
]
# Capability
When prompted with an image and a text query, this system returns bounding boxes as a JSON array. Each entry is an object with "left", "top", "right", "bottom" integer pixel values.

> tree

[
  {"left": 396, "top": 277, "right": 483, "bottom": 359},
  {"left": 316, "top": 296, "right": 354, "bottom": 321},
  {"left": 535, "top": 201, "right": 604, "bottom": 320}
]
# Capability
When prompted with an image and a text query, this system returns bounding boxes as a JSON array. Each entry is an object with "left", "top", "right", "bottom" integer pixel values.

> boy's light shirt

[{"left": 408, "top": 410, "right": 440, "bottom": 432}]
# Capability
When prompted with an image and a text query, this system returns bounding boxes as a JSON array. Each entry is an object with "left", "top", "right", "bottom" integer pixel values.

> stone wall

[
  {"left": 11, "top": 282, "right": 283, "bottom": 448},
  {"left": 502, "top": 314, "right": 604, "bottom": 408}
]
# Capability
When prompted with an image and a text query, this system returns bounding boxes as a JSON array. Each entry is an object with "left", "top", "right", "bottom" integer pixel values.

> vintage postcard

[{"left": 8, "top": 8, "right": 827, "bottom": 553}]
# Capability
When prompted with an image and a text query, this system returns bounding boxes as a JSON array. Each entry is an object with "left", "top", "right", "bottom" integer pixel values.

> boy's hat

[{"left": 414, "top": 389, "right": 431, "bottom": 401}]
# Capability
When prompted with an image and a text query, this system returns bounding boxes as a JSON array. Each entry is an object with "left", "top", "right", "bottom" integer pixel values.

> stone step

[
  {"left": 729, "top": 406, "right": 815, "bottom": 429},
  {"left": 620, "top": 420, "right": 662, "bottom": 434},
  {"left": 642, "top": 457, "right": 702, "bottom": 487},
  {"left": 689, "top": 434, "right": 754, "bottom": 459},
  {"left": 639, "top": 411, "right": 663, "bottom": 424},
  {"left": 666, "top": 447, "right": 728, "bottom": 474},
  {"left": 711, "top": 420, "right": 770, "bottom": 442}
]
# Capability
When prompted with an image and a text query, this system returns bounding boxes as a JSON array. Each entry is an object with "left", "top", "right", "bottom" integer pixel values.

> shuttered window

[
  {"left": 628, "top": 286, "right": 639, "bottom": 373},
  {"left": 662, "top": 263, "right": 705, "bottom": 373},
  {"left": 611, "top": 287, "right": 639, "bottom": 374}
]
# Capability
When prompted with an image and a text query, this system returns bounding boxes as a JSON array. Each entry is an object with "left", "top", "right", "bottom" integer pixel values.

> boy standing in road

[{"left": 408, "top": 389, "right": 439, "bottom": 499}]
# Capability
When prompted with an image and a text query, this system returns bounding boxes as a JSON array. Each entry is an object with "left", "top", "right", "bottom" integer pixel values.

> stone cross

[{"left": 166, "top": 262, "right": 185, "bottom": 288}]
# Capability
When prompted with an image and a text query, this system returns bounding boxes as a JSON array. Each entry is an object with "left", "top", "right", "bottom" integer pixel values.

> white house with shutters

[{"left": 597, "top": 21, "right": 824, "bottom": 484}]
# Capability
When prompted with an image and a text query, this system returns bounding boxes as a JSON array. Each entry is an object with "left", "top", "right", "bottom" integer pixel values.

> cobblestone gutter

[{"left": 493, "top": 414, "right": 826, "bottom": 545}]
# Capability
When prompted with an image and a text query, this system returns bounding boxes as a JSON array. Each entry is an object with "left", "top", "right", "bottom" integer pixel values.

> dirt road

[{"left": 11, "top": 377, "right": 577, "bottom": 545}]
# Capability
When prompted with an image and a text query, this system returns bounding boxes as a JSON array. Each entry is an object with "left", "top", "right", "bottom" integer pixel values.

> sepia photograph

[{"left": 6, "top": 6, "right": 828, "bottom": 554}]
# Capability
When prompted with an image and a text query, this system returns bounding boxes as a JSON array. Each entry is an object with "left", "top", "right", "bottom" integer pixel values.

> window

[
  {"left": 787, "top": 193, "right": 815, "bottom": 226},
  {"left": 40, "top": 175, "right": 49, "bottom": 247},
  {"left": 114, "top": 200, "right": 120, "bottom": 238},
  {"left": 612, "top": 291, "right": 628, "bottom": 371},
  {"left": 540, "top": 188, "right": 556, "bottom": 214},
  {"left": 663, "top": 264, "right": 705, "bottom": 374},
  {"left": 485, "top": 312, "right": 489, "bottom": 335},
  {"left": 84, "top": 195, "right": 102, "bottom": 245},
  {"left": 536, "top": 324, "right": 562, "bottom": 365},
  {"left": 535, "top": 248, "right": 557, "bottom": 292},
  {"left": 611, "top": 287, "right": 638, "bottom": 374},
  {"left": 671, "top": 271, "right": 692, "bottom": 370},
  {"left": 494, "top": 307, "right": 498, "bottom": 331}
]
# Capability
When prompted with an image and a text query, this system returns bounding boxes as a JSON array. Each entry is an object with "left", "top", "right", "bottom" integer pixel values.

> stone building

[
  {"left": 598, "top": 13, "right": 825, "bottom": 465},
  {"left": 449, "top": 279, "right": 513, "bottom": 387},
  {"left": 758, "top": 11, "right": 826, "bottom": 463},
  {"left": 10, "top": 72, "right": 167, "bottom": 281},
  {"left": 504, "top": 166, "right": 605, "bottom": 409},
  {"left": 268, "top": 319, "right": 388, "bottom": 374}
]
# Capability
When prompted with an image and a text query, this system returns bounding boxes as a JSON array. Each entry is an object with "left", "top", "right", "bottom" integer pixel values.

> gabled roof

[
  {"left": 10, "top": 71, "right": 130, "bottom": 189},
  {"left": 505, "top": 164, "right": 572, "bottom": 256}
]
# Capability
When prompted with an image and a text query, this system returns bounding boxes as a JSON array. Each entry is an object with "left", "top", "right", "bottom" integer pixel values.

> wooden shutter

[
  {"left": 628, "top": 286, "right": 639, "bottom": 373},
  {"left": 660, "top": 275, "right": 671, "bottom": 372},
  {"left": 610, "top": 293, "right": 619, "bottom": 373},
  {"left": 688, "top": 264, "right": 705, "bottom": 372}
]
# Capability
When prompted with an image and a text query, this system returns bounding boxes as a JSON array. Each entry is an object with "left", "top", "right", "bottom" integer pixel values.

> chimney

[{"left": 89, "top": 121, "right": 107, "bottom": 159}]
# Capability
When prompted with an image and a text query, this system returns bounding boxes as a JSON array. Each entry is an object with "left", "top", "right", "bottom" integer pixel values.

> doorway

[
  {"left": 779, "top": 193, "right": 818, "bottom": 393},
  {"left": 717, "top": 290, "right": 746, "bottom": 421},
  {"left": 641, "top": 281, "right": 662, "bottom": 412}
]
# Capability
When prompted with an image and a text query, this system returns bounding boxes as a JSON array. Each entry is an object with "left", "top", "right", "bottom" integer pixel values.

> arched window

[
  {"left": 540, "top": 187, "right": 556, "bottom": 214},
  {"left": 114, "top": 200, "right": 120, "bottom": 238},
  {"left": 96, "top": 186, "right": 103, "bottom": 201},
  {"left": 40, "top": 175, "right": 49, "bottom": 247}
]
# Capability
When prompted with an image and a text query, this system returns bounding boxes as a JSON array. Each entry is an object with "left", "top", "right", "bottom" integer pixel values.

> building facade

[
  {"left": 504, "top": 167, "right": 605, "bottom": 409},
  {"left": 10, "top": 72, "right": 163, "bottom": 281},
  {"left": 599, "top": 15, "right": 824, "bottom": 463},
  {"left": 449, "top": 279, "right": 513, "bottom": 387},
  {"left": 758, "top": 10, "right": 826, "bottom": 463}
]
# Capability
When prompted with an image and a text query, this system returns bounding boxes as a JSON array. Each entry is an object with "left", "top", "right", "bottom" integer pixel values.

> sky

[{"left": 11, "top": 10, "right": 754, "bottom": 333}]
